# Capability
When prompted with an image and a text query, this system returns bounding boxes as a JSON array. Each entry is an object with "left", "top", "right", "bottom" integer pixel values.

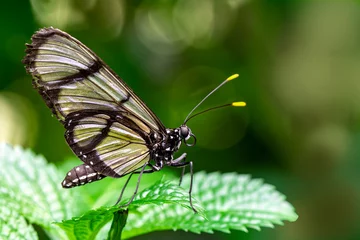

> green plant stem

[{"left": 107, "top": 209, "right": 128, "bottom": 240}]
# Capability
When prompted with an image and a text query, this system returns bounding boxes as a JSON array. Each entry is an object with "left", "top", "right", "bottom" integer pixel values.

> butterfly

[{"left": 23, "top": 27, "right": 245, "bottom": 212}]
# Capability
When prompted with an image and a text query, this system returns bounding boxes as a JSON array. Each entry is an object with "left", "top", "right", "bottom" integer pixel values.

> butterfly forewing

[
  {"left": 23, "top": 27, "right": 164, "bottom": 178},
  {"left": 25, "top": 28, "right": 163, "bottom": 129}
]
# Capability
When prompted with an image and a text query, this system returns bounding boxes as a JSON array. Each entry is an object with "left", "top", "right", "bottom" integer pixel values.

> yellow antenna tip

[
  {"left": 226, "top": 73, "right": 239, "bottom": 81},
  {"left": 232, "top": 101, "right": 246, "bottom": 107}
]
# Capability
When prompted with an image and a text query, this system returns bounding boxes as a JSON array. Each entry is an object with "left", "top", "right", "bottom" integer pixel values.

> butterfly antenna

[
  {"left": 184, "top": 101, "right": 246, "bottom": 124},
  {"left": 183, "top": 74, "right": 244, "bottom": 124}
]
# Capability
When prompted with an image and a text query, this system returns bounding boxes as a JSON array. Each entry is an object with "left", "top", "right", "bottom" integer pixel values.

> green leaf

[
  {"left": 0, "top": 144, "right": 74, "bottom": 238},
  {"left": 55, "top": 180, "right": 203, "bottom": 240},
  {"left": 121, "top": 172, "right": 298, "bottom": 238},
  {"left": 0, "top": 204, "right": 37, "bottom": 240},
  {"left": 57, "top": 172, "right": 297, "bottom": 239}
]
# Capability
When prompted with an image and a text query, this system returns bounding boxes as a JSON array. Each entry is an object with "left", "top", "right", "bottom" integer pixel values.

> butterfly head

[{"left": 178, "top": 125, "right": 196, "bottom": 147}]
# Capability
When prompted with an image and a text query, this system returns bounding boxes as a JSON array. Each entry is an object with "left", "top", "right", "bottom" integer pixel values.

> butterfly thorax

[
  {"left": 150, "top": 125, "right": 193, "bottom": 168},
  {"left": 150, "top": 128, "right": 182, "bottom": 164}
]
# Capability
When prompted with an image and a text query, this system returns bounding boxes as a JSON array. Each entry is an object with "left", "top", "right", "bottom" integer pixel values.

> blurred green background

[{"left": 1, "top": 0, "right": 360, "bottom": 239}]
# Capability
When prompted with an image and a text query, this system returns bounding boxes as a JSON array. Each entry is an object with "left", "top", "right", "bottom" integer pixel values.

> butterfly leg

[
  {"left": 171, "top": 153, "right": 187, "bottom": 186},
  {"left": 117, "top": 162, "right": 163, "bottom": 208},
  {"left": 179, "top": 167, "right": 186, "bottom": 187},
  {"left": 115, "top": 165, "right": 156, "bottom": 206},
  {"left": 170, "top": 160, "right": 197, "bottom": 213},
  {"left": 115, "top": 172, "right": 134, "bottom": 205}
]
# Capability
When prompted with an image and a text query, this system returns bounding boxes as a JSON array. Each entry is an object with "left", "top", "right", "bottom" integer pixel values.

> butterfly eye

[{"left": 179, "top": 126, "right": 190, "bottom": 140}]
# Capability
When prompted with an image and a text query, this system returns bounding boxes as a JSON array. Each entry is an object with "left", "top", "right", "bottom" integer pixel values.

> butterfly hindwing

[
  {"left": 65, "top": 111, "right": 150, "bottom": 177},
  {"left": 23, "top": 27, "right": 163, "bottom": 178}
]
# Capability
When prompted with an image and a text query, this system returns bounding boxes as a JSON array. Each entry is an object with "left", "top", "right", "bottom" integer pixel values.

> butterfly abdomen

[{"left": 62, "top": 164, "right": 106, "bottom": 188}]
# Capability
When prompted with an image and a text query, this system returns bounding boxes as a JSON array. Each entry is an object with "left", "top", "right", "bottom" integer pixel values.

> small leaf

[
  {"left": 0, "top": 204, "right": 38, "bottom": 240},
  {"left": 121, "top": 172, "right": 298, "bottom": 238}
]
